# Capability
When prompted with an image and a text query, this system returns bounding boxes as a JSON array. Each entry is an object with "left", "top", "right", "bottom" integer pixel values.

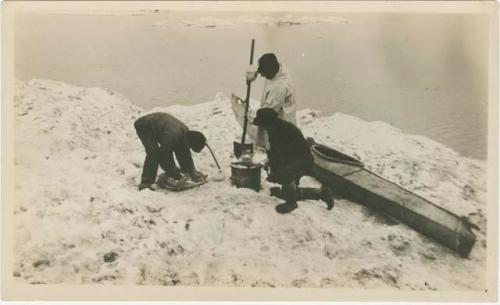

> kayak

[
  {"left": 310, "top": 142, "right": 476, "bottom": 258},
  {"left": 231, "top": 94, "right": 260, "bottom": 144},
  {"left": 230, "top": 93, "right": 477, "bottom": 257}
]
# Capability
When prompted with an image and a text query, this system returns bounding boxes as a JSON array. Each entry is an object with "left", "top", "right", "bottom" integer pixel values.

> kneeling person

[
  {"left": 253, "top": 108, "right": 334, "bottom": 214},
  {"left": 134, "top": 112, "right": 207, "bottom": 191}
]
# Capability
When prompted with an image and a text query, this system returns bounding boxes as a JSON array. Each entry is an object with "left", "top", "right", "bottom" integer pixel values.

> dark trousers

[
  {"left": 272, "top": 183, "right": 323, "bottom": 202},
  {"left": 269, "top": 159, "right": 312, "bottom": 185},
  {"left": 269, "top": 160, "right": 321, "bottom": 202},
  {"left": 135, "top": 124, "right": 181, "bottom": 185}
]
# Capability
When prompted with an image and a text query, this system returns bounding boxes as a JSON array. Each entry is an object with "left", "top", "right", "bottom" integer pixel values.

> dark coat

[
  {"left": 266, "top": 118, "right": 314, "bottom": 183},
  {"left": 134, "top": 112, "right": 195, "bottom": 181}
]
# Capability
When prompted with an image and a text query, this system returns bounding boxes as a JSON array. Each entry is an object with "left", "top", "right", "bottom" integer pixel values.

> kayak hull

[{"left": 310, "top": 143, "right": 476, "bottom": 258}]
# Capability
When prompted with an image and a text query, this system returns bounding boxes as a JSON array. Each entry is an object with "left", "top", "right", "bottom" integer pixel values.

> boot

[
  {"left": 275, "top": 201, "right": 298, "bottom": 214},
  {"left": 321, "top": 184, "right": 335, "bottom": 210},
  {"left": 275, "top": 182, "right": 298, "bottom": 214}
]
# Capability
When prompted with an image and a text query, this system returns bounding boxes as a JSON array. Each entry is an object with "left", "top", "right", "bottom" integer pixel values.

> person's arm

[
  {"left": 265, "top": 148, "right": 278, "bottom": 183},
  {"left": 287, "top": 127, "right": 312, "bottom": 162},
  {"left": 246, "top": 65, "right": 258, "bottom": 83},
  {"left": 270, "top": 125, "right": 306, "bottom": 168},
  {"left": 159, "top": 145, "right": 182, "bottom": 180},
  {"left": 175, "top": 143, "right": 207, "bottom": 182},
  {"left": 175, "top": 148, "right": 195, "bottom": 175},
  {"left": 267, "top": 142, "right": 289, "bottom": 180},
  {"left": 267, "top": 148, "right": 278, "bottom": 169},
  {"left": 174, "top": 136, "right": 196, "bottom": 175},
  {"left": 262, "top": 86, "right": 287, "bottom": 113}
]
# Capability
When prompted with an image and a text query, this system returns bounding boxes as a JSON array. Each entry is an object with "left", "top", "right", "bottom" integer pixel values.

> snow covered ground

[{"left": 12, "top": 79, "right": 486, "bottom": 289}]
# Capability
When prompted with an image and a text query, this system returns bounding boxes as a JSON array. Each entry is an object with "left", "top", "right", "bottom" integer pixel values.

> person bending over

[
  {"left": 252, "top": 108, "right": 334, "bottom": 214},
  {"left": 134, "top": 112, "right": 207, "bottom": 191}
]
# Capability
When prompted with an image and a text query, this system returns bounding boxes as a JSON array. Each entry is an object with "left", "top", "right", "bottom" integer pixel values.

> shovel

[{"left": 233, "top": 38, "right": 255, "bottom": 158}]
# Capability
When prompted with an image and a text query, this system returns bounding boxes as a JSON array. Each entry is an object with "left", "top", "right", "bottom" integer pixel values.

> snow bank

[
  {"left": 13, "top": 79, "right": 486, "bottom": 290},
  {"left": 153, "top": 15, "right": 350, "bottom": 28}
]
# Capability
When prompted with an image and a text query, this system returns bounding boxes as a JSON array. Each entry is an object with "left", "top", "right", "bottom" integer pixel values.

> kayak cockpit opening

[{"left": 311, "top": 143, "right": 363, "bottom": 167}]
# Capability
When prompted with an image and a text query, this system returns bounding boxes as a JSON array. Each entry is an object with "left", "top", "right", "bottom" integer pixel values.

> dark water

[{"left": 14, "top": 11, "right": 489, "bottom": 160}]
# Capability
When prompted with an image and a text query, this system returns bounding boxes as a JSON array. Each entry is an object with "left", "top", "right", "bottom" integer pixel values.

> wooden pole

[{"left": 241, "top": 39, "right": 255, "bottom": 144}]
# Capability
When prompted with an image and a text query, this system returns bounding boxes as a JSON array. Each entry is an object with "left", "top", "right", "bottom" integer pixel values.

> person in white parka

[{"left": 246, "top": 53, "right": 297, "bottom": 150}]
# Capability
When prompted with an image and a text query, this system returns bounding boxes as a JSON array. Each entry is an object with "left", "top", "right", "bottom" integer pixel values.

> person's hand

[
  {"left": 246, "top": 65, "right": 258, "bottom": 83},
  {"left": 188, "top": 170, "right": 207, "bottom": 183},
  {"left": 260, "top": 159, "right": 269, "bottom": 171},
  {"left": 266, "top": 167, "right": 288, "bottom": 184}
]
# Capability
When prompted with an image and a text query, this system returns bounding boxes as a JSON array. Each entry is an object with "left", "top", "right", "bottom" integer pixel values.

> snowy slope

[{"left": 13, "top": 79, "right": 486, "bottom": 289}]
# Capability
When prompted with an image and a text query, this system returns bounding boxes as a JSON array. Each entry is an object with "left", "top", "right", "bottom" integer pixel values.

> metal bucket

[{"left": 230, "top": 161, "right": 261, "bottom": 191}]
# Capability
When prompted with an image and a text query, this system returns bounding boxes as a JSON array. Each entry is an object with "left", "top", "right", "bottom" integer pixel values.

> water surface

[{"left": 15, "top": 11, "right": 489, "bottom": 159}]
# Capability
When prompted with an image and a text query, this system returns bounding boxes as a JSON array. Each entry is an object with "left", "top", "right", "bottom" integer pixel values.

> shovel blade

[{"left": 233, "top": 141, "right": 253, "bottom": 159}]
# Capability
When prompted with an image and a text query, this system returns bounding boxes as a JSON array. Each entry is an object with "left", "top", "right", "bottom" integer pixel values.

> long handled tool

[
  {"left": 206, "top": 143, "right": 225, "bottom": 181},
  {"left": 233, "top": 39, "right": 255, "bottom": 158},
  {"left": 241, "top": 38, "right": 255, "bottom": 145}
]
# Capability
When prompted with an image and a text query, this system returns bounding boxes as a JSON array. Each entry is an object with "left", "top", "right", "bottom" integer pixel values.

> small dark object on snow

[
  {"left": 32, "top": 259, "right": 50, "bottom": 268},
  {"left": 103, "top": 251, "right": 118, "bottom": 263}
]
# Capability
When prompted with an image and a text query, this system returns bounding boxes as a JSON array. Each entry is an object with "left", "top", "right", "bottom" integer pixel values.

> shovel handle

[
  {"left": 249, "top": 38, "right": 255, "bottom": 65},
  {"left": 241, "top": 38, "right": 255, "bottom": 145},
  {"left": 206, "top": 144, "right": 221, "bottom": 170}
]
